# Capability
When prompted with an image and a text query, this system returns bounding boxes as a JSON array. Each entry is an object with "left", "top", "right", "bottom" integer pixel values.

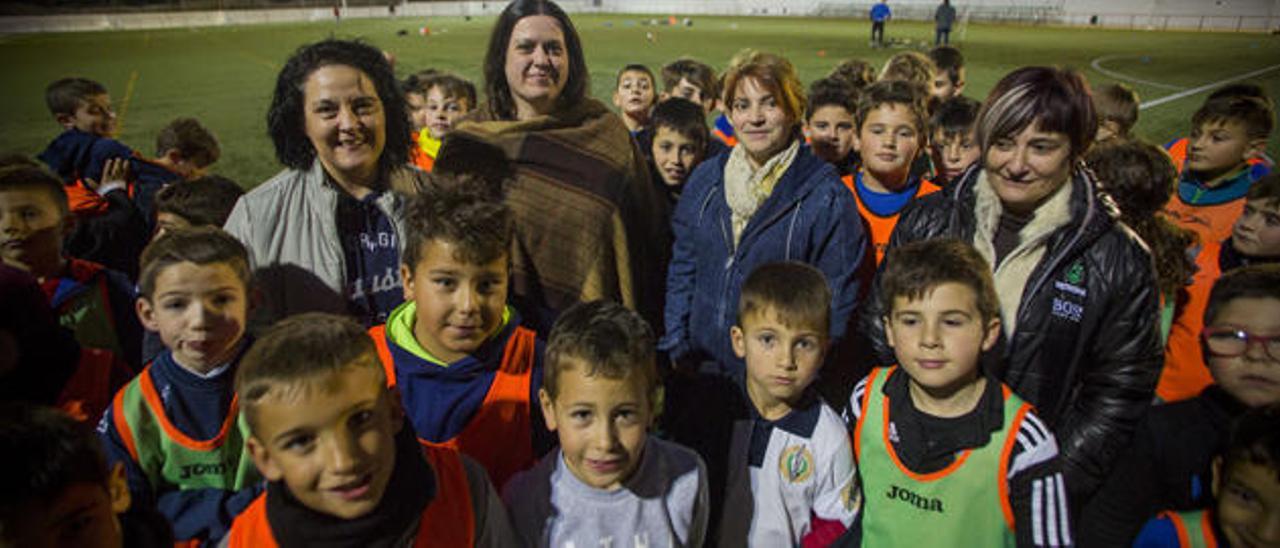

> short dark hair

[
  {"left": 1093, "top": 84, "right": 1140, "bottom": 136},
  {"left": 1192, "top": 95, "right": 1275, "bottom": 141},
  {"left": 1207, "top": 82, "right": 1272, "bottom": 109},
  {"left": 856, "top": 79, "right": 928, "bottom": 135},
  {"left": 155, "top": 117, "right": 220, "bottom": 168},
  {"left": 881, "top": 239, "right": 1000, "bottom": 325},
  {"left": 1246, "top": 172, "right": 1280, "bottom": 204},
  {"left": 0, "top": 402, "right": 109, "bottom": 524},
  {"left": 154, "top": 175, "right": 245, "bottom": 228},
  {"left": 928, "top": 46, "right": 965, "bottom": 87},
  {"left": 236, "top": 313, "right": 382, "bottom": 434},
  {"left": 806, "top": 77, "right": 859, "bottom": 121},
  {"left": 405, "top": 71, "right": 478, "bottom": 109},
  {"left": 660, "top": 58, "right": 717, "bottom": 98},
  {"left": 931, "top": 95, "right": 981, "bottom": 138},
  {"left": 1204, "top": 264, "right": 1280, "bottom": 326},
  {"left": 543, "top": 300, "right": 656, "bottom": 401},
  {"left": 977, "top": 66, "right": 1097, "bottom": 161},
  {"left": 650, "top": 98, "right": 709, "bottom": 148},
  {"left": 267, "top": 39, "right": 410, "bottom": 179},
  {"left": 617, "top": 64, "right": 655, "bottom": 87},
  {"left": 483, "top": 0, "right": 588, "bottom": 120},
  {"left": 400, "top": 178, "right": 513, "bottom": 272},
  {"left": 138, "top": 226, "right": 250, "bottom": 299},
  {"left": 0, "top": 163, "right": 69, "bottom": 217},
  {"left": 827, "top": 58, "right": 876, "bottom": 91},
  {"left": 1085, "top": 140, "right": 1194, "bottom": 300},
  {"left": 44, "top": 77, "right": 107, "bottom": 117},
  {"left": 1223, "top": 404, "right": 1280, "bottom": 481},
  {"left": 738, "top": 262, "right": 831, "bottom": 335}
]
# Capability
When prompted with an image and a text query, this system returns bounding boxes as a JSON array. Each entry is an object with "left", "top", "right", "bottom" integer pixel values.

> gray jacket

[{"left": 223, "top": 159, "right": 408, "bottom": 326}]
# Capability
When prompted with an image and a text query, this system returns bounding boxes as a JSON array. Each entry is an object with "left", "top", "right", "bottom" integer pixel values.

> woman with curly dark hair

[
  {"left": 435, "top": 0, "right": 669, "bottom": 333},
  {"left": 225, "top": 39, "right": 421, "bottom": 327}
]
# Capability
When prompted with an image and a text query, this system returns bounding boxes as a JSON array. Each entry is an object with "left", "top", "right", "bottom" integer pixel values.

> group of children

[{"left": 2, "top": 37, "right": 1280, "bottom": 548}]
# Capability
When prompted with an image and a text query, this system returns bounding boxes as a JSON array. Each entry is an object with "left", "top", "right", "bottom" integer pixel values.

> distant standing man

[
  {"left": 935, "top": 0, "right": 957, "bottom": 45},
  {"left": 870, "top": 0, "right": 891, "bottom": 48}
]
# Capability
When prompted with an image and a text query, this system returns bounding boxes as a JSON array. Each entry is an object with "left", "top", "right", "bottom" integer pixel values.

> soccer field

[{"left": 1, "top": 14, "right": 1278, "bottom": 188}]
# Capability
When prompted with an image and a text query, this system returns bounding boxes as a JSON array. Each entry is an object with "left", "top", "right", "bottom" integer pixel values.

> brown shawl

[{"left": 441, "top": 98, "right": 671, "bottom": 332}]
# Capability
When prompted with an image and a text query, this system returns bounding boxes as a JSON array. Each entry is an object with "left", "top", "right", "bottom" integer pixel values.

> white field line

[
  {"left": 1090, "top": 54, "right": 1186, "bottom": 91},
  {"left": 1141, "top": 63, "right": 1280, "bottom": 110}
]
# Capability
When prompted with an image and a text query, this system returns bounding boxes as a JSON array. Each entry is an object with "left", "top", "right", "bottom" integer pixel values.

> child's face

[
  {"left": 931, "top": 69, "right": 963, "bottom": 102},
  {"left": 246, "top": 363, "right": 402, "bottom": 520},
  {"left": 0, "top": 188, "right": 67, "bottom": 273},
  {"left": 1187, "top": 119, "right": 1264, "bottom": 181},
  {"left": 406, "top": 91, "right": 430, "bottom": 133},
  {"left": 1232, "top": 198, "right": 1280, "bottom": 258},
  {"left": 400, "top": 239, "right": 508, "bottom": 363},
  {"left": 884, "top": 282, "right": 1001, "bottom": 397},
  {"left": 612, "top": 71, "right": 655, "bottom": 117},
  {"left": 667, "top": 77, "right": 713, "bottom": 113},
  {"left": 424, "top": 86, "right": 470, "bottom": 141},
  {"left": 59, "top": 94, "right": 116, "bottom": 137},
  {"left": 539, "top": 361, "right": 652, "bottom": 491},
  {"left": 731, "top": 307, "right": 827, "bottom": 419},
  {"left": 1216, "top": 458, "right": 1280, "bottom": 548},
  {"left": 806, "top": 105, "right": 856, "bottom": 165},
  {"left": 651, "top": 126, "right": 704, "bottom": 187},
  {"left": 136, "top": 261, "right": 248, "bottom": 373},
  {"left": 1205, "top": 297, "right": 1280, "bottom": 407},
  {"left": 931, "top": 128, "right": 980, "bottom": 185},
  {"left": 730, "top": 77, "right": 795, "bottom": 167},
  {"left": 857, "top": 103, "right": 923, "bottom": 190}
]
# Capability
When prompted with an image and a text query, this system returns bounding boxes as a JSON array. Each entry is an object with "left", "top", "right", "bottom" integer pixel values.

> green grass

[{"left": 1, "top": 15, "right": 1278, "bottom": 188}]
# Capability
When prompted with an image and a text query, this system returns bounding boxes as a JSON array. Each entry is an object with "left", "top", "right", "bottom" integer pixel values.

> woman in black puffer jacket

[{"left": 860, "top": 66, "right": 1162, "bottom": 509}]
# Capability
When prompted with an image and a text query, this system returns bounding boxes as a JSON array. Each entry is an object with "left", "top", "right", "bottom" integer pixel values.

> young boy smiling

[
  {"left": 504, "top": 300, "right": 709, "bottom": 547},
  {"left": 850, "top": 80, "right": 940, "bottom": 264},
  {"left": 849, "top": 239, "right": 1071, "bottom": 546},
  {"left": 97, "top": 227, "right": 260, "bottom": 545},
  {"left": 225, "top": 313, "right": 515, "bottom": 547},
  {"left": 368, "top": 181, "right": 548, "bottom": 490}
]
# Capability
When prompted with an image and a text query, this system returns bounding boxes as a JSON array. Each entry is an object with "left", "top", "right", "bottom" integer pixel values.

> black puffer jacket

[{"left": 861, "top": 164, "right": 1162, "bottom": 502}]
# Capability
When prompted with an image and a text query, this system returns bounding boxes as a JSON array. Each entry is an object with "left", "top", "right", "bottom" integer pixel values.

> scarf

[
  {"left": 972, "top": 171, "right": 1075, "bottom": 336},
  {"left": 723, "top": 139, "right": 800, "bottom": 248},
  {"left": 444, "top": 97, "right": 669, "bottom": 331},
  {"left": 266, "top": 427, "right": 434, "bottom": 548}
]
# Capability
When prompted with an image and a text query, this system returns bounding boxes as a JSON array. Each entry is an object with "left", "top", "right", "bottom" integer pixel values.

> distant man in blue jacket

[{"left": 870, "top": 0, "right": 891, "bottom": 48}]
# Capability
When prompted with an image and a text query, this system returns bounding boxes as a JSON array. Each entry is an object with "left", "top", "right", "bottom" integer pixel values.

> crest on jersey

[{"left": 779, "top": 445, "right": 814, "bottom": 483}]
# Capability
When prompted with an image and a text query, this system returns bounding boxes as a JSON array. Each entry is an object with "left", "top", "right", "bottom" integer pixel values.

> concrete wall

[{"left": 0, "top": 0, "right": 1275, "bottom": 34}]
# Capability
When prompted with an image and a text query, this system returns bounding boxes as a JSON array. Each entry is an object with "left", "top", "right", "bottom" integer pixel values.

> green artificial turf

[{"left": 1, "top": 14, "right": 1277, "bottom": 188}]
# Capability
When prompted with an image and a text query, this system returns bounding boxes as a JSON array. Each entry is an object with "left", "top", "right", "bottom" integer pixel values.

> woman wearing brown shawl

[{"left": 436, "top": 0, "right": 669, "bottom": 333}]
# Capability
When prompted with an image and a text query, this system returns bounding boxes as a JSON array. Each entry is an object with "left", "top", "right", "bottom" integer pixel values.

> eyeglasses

[{"left": 1201, "top": 327, "right": 1280, "bottom": 360}]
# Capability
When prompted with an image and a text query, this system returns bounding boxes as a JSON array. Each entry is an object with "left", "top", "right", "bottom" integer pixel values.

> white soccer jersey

[{"left": 720, "top": 399, "right": 861, "bottom": 545}]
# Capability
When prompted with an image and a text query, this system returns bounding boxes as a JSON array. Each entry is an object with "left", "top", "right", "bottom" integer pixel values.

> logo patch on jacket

[{"left": 1051, "top": 260, "right": 1087, "bottom": 323}]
